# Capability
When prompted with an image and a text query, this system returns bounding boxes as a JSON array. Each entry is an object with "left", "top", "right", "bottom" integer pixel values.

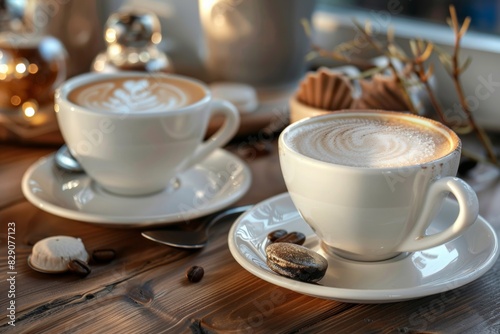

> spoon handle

[
  {"left": 141, "top": 205, "right": 253, "bottom": 248},
  {"left": 205, "top": 205, "right": 253, "bottom": 232}
]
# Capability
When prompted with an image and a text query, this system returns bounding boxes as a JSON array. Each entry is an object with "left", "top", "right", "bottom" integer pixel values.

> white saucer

[
  {"left": 228, "top": 193, "right": 499, "bottom": 303},
  {"left": 22, "top": 149, "right": 251, "bottom": 227}
]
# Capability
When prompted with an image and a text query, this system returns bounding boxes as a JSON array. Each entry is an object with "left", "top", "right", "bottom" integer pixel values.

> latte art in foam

[
  {"left": 68, "top": 77, "right": 205, "bottom": 113},
  {"left": 286, "top": 116, "right": 453, "bottom": 168}
]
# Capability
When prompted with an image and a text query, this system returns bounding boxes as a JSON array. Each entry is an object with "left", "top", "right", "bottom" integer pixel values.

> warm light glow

[
  {"left": 199, "top": 0, "right": 219, "bottom": 19},
  {"left": 199, "top": 0, "right": 251, "bottom": 40},
  {"left": 10, "top": 95, "right": 21, "bottom": 106},
  {"left": 108, "top": 44, "right": 121, "bottom": 57},
  {"left": 105, "top": 29, "right": 117, "bottom": 43},
  {"left": 15, "top": 63, "right": 26, "bottom": 74},
  {"left": 200, "top": 0, "right": 229, "bottom": 27},
  {"left": 25, "top": 107, "right": 35, "bottom": 117},
  {"left": 54, "top": 103, "right": 59, "bottom": 113},
  {"left": 22, "top": 101, "right": 38, "bottom": 118},
  {"left": 93, "top": 60, "right": 104, "bottom": 72},
  {"left": 151, "top": 32, "right": 162, "bottom": 45},
  {"left": 0, "top": 64, "right": 8, "bottom": 73},
  {"left": 127, "top": 52, "right": 139, "bottom": 64},
  {"left": 28, "top": 63, "right": 38, "bottom": 74},
  {"left": 24, "top": 106, "right": 35, "bottom": 117}
]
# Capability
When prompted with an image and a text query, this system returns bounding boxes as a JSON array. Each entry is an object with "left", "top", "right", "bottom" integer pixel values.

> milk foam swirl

[
  {"left": 73, "top": 79, "right": 191, "bottom": 113},
  {"left": 287, "top": 117, "right": 451, "bottom": 168}
]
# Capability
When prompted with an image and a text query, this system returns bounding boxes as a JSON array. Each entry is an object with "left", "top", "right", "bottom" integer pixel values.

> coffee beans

[
  {"left": 265, "top": 229, "right": 326, "bottom": 283},
  {"left": 186, "top": 266, "right": 204, "bottom": 283},
  {"left": 266, "top": 243, "right": 328, "bottom": 283},
  {"left": 267, "top": 229, "right": 287, "bottom": 242},
  {"left": 274, "top": 231, "right": 306, "bottom": 245},
  {"left": 67, "top": 259, "right": 91, "bottom": 277},
  {"left": 92, "top": 249, "right": 116, "bottom": 263},
  {"left": 67, "top": 247, "right": 117, "bottom": 277},
  {"left": 267, "top": 229, "right": 306, "bottom": 246}
]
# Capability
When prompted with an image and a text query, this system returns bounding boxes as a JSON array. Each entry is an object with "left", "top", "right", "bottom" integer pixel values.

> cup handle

[
  {"left": 397, "top": 177, "right": 478, "bottom": 252},
  {"left": 183, "top": 99, "right": 240, "bottom": 169}
]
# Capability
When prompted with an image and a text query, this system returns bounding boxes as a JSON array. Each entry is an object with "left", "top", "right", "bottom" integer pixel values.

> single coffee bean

[
  {"left": 267, "top": 229, "right": 288, "bottom": 242},
  {"left": 266, "top": 243, "right": 328, "bottom": 283},
  {"left": 274, "top": 231, "right": 306, "bottom": 245},
  {"left": 67, "top": 259, "right": 91, "bottom": 277},
  {"left": 186, "top": 266, "right": 204, "bottom": 283},
  {"left": 92, "top": 249, "right": 116, "bottom": 263}
]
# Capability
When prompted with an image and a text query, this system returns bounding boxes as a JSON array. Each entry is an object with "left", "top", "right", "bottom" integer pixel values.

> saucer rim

[
  {"left": 228, "top": 192, "right": 499, "bottom": 303},
  {"left": 22, "top": 149, "right": 252, "bottom": 227}
]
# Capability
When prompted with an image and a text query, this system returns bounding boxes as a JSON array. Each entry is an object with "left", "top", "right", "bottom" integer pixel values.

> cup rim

[
  {"left": 279, "top": 110, "right": 462, "bottom": 171},
  {"left": 55, "top": 71, "right": 211, "bottom": 118}
]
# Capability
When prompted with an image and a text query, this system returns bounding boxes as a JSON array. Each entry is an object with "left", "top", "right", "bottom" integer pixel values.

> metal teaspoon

[
  {"left": 141, "top": 205, "right": 253, "bottom": 248},
  {"left": 54, "top": 144, "right": 84, "bottom": 173}
]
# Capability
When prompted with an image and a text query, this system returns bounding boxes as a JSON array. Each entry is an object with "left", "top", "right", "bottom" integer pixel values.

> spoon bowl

[
  {"left": 55, "top": 145, "right": 84, "bottom": 172},
  {"left": 141, "top": 205, "right": 252, "bottom": 248}
]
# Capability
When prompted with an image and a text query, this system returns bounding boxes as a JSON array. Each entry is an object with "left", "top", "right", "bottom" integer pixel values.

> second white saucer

[
  {"left": 22, "top": 149, "right": 251, "bottom": 227},
  {"left": 228, "top": 193, "right": 499, "bottom": 303}
]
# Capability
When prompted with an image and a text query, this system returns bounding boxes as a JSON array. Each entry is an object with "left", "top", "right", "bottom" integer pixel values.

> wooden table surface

[{"left": 1, "top": 131, "right": 500, "bottom": 334}]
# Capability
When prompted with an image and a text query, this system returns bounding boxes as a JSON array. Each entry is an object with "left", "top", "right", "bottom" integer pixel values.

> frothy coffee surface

[
  {"left": 286, "top": 116, "right": 454, "bottom": 168},
  {"left": 68, "top": 76, "right": 206, "bottom": 113}
]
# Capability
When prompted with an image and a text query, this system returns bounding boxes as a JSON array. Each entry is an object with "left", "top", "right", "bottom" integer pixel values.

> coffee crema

[
  {"left": 286, "top": 115, "right": 455, "bottom": 168},
  {"left": 68, "top": 76, "right": 206, "bottom": 113}
]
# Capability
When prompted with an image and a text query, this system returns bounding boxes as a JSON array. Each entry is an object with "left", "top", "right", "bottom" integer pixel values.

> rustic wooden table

[{"left": 1, "top": 132, "right": 499, "bottom": 333}]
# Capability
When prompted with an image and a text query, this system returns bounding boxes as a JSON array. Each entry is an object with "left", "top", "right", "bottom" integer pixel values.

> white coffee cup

[
  {"left": 55, "top": 72, "right": 240, "bottom": 196},
  {"left": 279, "top": 110, "right": 478, "bottom": 261}
]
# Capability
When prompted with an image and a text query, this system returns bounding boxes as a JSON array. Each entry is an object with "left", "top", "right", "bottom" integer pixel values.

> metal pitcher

[{"left": 199, "top": 0, "right": 316, "bottom": 87}]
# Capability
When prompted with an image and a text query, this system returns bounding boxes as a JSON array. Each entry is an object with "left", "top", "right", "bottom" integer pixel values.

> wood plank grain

[
  {"left": 1, "top": 141, "right": 500, "bottom": 334},
  {"left": 0, "top": 146, "right": 54, "bottom": 208},
  {"left": 5, "top": 202, "right": 498, "bottom": 334},
  {"left": 0, "top": 212, "right": 353, "bottom": 333}
]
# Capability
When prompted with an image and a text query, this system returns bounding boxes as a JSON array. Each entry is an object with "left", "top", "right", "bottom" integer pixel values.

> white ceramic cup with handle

[
  {"left": 55, "top": 72, "right": 240, "bottom": 196},
  {"left": 279, "top": 110, "right": 478, "bottom": 261}
]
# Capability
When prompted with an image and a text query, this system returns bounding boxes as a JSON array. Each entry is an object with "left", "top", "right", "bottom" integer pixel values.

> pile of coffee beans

[
  {"left": 265, "top": 229, "right": 327, "bottom": 283},
  {"left": 67, "top": 248, "right": 117, "bottom": 278}
]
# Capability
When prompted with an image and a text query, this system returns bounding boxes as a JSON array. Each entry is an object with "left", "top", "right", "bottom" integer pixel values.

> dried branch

[
  {"left": 447, "top": 5, "right": 498, "bottom": 164},
  {"left": 409, "top": 40, "right": 447, "bottom": 124},
  {"left": 309, "top": 44, "right": 373, "bottom": 68},
  {"left": 351, "top": 19, "right": 418, "bottom": 114}
]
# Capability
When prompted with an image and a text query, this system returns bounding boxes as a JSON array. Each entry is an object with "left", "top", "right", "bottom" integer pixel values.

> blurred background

[
  {"left": 4, "top": 0, "right": 496, "bottom": 79},
  {"left": 1, "top": 0, "right": 499, "bottom": 142},
  {"left": 319, "top": 0, "right": 500, "bottom": 34}
]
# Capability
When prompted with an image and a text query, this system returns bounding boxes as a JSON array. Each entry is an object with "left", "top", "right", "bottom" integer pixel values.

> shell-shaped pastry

[
  {"left": 353, "top": 74, "right": 410, "bottom": 111},
  {"left": 296, "top": 68, "right": 355, "bottom": 111}
]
